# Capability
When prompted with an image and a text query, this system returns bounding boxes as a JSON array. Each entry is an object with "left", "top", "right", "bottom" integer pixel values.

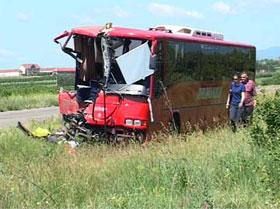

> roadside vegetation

[
  {"left": 0, "top": 74, "right": 74, "bottom": 112},
  {"left": 0, "top": 93, "right": 280, "bottom": 208},
  {"left": 256, "top": 59, "right": 280, "bottom": 85},
  {"left": 0, "top": 94, "right": 57, "bottom": 112},
  {"left": 0, "top": 75, "right": 57, "bottom": 111},
  {"left": 248, "top": 91, "right": 280, "bottom": 201}
]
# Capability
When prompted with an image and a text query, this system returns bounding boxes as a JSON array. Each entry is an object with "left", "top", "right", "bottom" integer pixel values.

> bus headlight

[
  {"left": 125, "top": 119, "right": 144, "bottom": 127},
  {"left": 125, "top": 119, "right": 133, "bottom": 126},
  {"left": 133, "top": 120, "right": 142, "bottom": 126}
]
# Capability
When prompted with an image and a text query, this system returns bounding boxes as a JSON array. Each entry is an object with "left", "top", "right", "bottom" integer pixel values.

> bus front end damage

[{"left": 54, "top": 25, "right": 155, "bottom": 143}]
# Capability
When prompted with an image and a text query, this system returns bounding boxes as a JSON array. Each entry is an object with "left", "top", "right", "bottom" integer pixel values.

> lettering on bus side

[{"left": 197, "top": 87, "right": 222, "bottom": 99}]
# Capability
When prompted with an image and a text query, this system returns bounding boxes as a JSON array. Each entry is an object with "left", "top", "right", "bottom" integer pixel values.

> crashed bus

[{"left": 54, "top": 23, "right": 256, "bottom": 142}]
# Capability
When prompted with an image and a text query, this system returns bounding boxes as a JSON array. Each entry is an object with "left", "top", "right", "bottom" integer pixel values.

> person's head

[
  {"left": 233, "top": 74, "right": 240, "bottom": 83},
  {"left": 241, "top": 72, "right": 249, "bottom": 83}
]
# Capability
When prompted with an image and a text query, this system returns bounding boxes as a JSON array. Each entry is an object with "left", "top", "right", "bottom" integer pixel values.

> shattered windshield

[
  {"left": 107, "top": 37, "right": 154, "bottom": 87},
  {"left": 115, "top": 41, "right": 154, "bottom": 85},
  {"left": 73, "top": 35, "right": 154, "bottom": 93}
]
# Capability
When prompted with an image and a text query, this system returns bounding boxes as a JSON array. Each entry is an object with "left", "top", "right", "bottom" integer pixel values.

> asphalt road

[{"left": 0, "top": 106, "right": 59, "bottom": 128}]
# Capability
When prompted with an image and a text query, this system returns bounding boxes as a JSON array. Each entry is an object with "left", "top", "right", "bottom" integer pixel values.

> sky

[{"left": 0, "top": 0, "right": 279, "bottom": 69}]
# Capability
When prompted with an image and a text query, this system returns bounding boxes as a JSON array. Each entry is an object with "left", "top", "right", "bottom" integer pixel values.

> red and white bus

[{"left": 54, "top": 23, "right": 256, "bottom": 142}]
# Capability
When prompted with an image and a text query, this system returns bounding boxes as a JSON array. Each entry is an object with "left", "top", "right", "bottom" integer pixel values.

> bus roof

[{"left": 71, "top": 25, "right": 255, "bottom": 49}]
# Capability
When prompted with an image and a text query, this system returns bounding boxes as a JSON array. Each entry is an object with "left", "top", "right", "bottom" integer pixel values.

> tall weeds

[
  {"left": 249, "top": 92, "right": 280, "bottom": 202},
  {"left": 0, "top": 118, "right": 278, "bottom": 208}
]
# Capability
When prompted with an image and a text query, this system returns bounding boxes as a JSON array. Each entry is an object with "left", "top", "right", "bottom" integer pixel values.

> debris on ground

[{"left": 17, "top": 121, "right": 79, "bottom": 148}]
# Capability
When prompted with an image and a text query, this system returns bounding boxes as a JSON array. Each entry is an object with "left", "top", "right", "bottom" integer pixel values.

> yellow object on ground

[{"left": 31, "top": 127, "right": 50, "bottom": 137}]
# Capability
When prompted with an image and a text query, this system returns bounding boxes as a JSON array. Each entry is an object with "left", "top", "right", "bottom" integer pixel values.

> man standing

[{"left": 240, "top": 72, "right": 257, "bottom": 125}]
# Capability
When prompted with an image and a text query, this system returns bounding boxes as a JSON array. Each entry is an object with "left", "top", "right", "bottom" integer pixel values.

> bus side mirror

[
  {"left": 149, "top": 54, "right": 156, "bottom": 70},
  {"left": 62, "top": 47, "right": 73, "bottom": 53}
]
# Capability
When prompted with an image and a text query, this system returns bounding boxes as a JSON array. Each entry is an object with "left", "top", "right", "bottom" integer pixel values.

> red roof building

[{"left": 19, "top": 64, "right": 40, "bottom": 75}]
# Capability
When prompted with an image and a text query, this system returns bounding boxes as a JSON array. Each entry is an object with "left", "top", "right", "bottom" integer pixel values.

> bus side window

[{"left": 154, "top": 41, "right": 164, "bottom": 98}]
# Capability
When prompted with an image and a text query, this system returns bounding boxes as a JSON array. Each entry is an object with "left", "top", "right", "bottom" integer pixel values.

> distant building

[
  {"left": 19, "top": 64, "right": 40, "bottom": 76},
  {"left": 0, "top": 69, "right": 20, "bottom": 77},
  {"left": 0, "top": 65, "right": 75, "bottom": 77}
]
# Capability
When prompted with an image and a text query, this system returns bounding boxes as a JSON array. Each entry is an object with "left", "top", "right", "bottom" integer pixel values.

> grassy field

[
  {"left": 0, "top": 117, "right": 279, "bottom": 208},
  {"left": 0, "top": 74, "right": 75, "bottom": 111},
  {"left": 255, "top": 70, "right": 280, "bottom": 86},
  {"left": 0, "top": 76, "right": 58, "bottom": 111},
  {"left": 0, "top": 94, "right": 57, "bottom": 112}
]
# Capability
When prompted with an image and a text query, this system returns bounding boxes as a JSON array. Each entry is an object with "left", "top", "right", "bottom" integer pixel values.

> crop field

[
  {"left": 0, "top": 74, "right": 74, "bottom": 112},
  {"left": 0, "top": 93, "right": 280, "bottom": 208}
]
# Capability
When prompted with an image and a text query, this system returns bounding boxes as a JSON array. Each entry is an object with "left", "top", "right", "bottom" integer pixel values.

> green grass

[
  {"left": 0, "top": 94, "right": 58, "bottom": 112},
  {"left": 0, "top": 75, "right": 59, "bottom": 111},
  {"left": 0, "top": 118, "right": 278, "bottom": 208},
  {"left": 0, "top": 84, "right": 57, "bottom": 97},
  {"left": 256, "top": 71, "right": 280, "bottom": 86},
  {"left": 0, "top": 74, "right": 76, "bottom": 111},
  {"left": 0, "top": 75, "right": 56, "bottom": 83}
]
